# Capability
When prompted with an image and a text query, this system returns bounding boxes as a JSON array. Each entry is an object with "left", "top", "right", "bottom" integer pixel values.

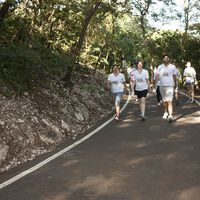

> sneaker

[
  {"left": 141, "top": 115, "right": 145, "bottom": 121},
  {"left": 157, "top": 102, "right": 161, "bottom": 106},
  {"left": 186, "top": 98, "right": 191, "bottom": 104},
  {"left": 168, "top": 115, "right": 174, "bottom": 123},
  {"left": 190, "top": 99, "right": 195, "bottom": 103},
  {"left": 115, "top": 115, "right": 120, "bottom": 121},
  {"left": 162, "top": 112, "right": 169, "bottom": 119},
  {"left": 140, "top": 115, "right": 148, "bottom": 121}
]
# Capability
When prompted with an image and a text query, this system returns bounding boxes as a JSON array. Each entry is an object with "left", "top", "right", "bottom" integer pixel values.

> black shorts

[{"left": 135, "top": 89, "right": 148, "bottom": 98}]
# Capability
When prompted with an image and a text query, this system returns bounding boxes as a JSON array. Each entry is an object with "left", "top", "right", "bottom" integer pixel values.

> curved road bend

[{"left": 0, "top": 93, "right": 200, "bottom": 200}]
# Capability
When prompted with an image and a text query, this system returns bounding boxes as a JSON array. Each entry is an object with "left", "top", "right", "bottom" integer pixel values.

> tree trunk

[
  {"left": 70, "top": 1, "right": 102, "bottom": 59},
  {"left": 0, "top": 0, "right": 13, "bottom": 23},
  {"left": 64, "top": 1, "right": 102, "bottom": 83}
]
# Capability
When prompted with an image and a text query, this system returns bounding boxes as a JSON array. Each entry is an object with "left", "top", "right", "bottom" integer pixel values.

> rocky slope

[{"left": 0, "top": 69, "right": 113, "bottom": 173}]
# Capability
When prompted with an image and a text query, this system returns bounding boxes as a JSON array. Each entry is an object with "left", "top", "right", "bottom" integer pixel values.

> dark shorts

[{"left": 135, "top": 89, "right": 148, "bottom": 98}]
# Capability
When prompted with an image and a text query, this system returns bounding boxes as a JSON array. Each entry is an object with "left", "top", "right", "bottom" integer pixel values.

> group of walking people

[{"left": 106, "top": 54, "right": 198, "bottom": 122}]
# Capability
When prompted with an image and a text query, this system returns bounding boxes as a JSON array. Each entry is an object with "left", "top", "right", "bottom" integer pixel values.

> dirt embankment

[{"left": 0, "top": 70, "right": 113, "bottom": 173}]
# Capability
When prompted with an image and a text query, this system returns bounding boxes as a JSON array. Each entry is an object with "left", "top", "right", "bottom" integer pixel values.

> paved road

[{"left": 0, "top": 93, "right": 200, "bottom": 200}]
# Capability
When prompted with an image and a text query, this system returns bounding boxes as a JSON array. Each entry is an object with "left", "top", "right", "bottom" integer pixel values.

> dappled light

[
  {"left": 178, "top": 186, "right": 200, "bottom": 200},
  {"left": 67, "top": 174, "right": 124, "bottom": 196},
  {"left": 0, "top": 0, "right": 200, "bottom": 199},
  {"left": 176, "top": 111, "right": 200, "bottom": 124},
  {"left": 42, "top": 174, "right": 125, "bottom": 200},
  {"left": 62, "top": 159, "right": 79, "bottom": 167}
]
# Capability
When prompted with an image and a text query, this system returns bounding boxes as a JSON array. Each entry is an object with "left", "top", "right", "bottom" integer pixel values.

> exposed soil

[{"left": 0, "top": 69, "right": 113, "bottom": 173}]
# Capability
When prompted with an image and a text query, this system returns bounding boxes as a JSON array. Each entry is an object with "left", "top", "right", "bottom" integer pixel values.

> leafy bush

[{"left": 0, "top": 43, "right": 72, "bottom": 96}]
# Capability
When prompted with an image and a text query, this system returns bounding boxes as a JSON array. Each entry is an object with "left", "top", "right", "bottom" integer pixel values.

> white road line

[
  {"left": 0, "top": 94, "right": 132, "bottom": 190},
  {"left": 179, "top": 91, "right": 200, "bottom": 106}
]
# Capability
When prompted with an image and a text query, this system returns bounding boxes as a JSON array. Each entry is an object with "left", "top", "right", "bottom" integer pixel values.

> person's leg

[
  {"left": 140, "top": 97, "right": 146, "bottom": 117},
  {"left": 167, "top": 87, "right": 174, "bottom": 122},
  {"left": 191, "top": 84, "right": 195, "bottom": 102},
  {"left": 162, "top": 102, "right": 168, "bottom": 118},
  {"left": 175, "top": 91, "right": 179, "bottom": 101},
  {"left": 168, "top": 100, "right": 174, "bottom": 122},
  {"left": 160, "top": 86, "right": 168, "bottom": 118},
  {"left": 112, "top": 93, "right": 119, "bottom": 119},
  {"left": 130, "top": 80, "right": 134, "bottom": 96},
  {"left": 175, "top": 87, "right": 179, "bottom": 105},
  {"left": 187, "top": 84, "right": 191, "bottom": 102},
  {"left": 115, "top": 92, "right": 123, "bottom": 119},
  {"left": 168, "top": 101, "right": 173, "bottom": 116},
  {"left": 156, "top": 86, "right": 160, "bottom": 103}
]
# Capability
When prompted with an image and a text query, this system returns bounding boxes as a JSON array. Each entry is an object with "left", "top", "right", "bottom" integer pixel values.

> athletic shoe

[
  {"left": 168, "top": 115, "right": 174, "bottom": 123},
  {"left": 190, "top": 99, "right": 195, "bottom": 103},
  {"left": 162, "top": 112, "right": 169, "bottom": 119},
  {"left": 141, "top": 115, "right": 149, "bottom": 121},
  {"left": 186, "top": 98, "right": 191, "bottom": 104},
  {"left": 157, "top": 102, "right": 161, "bottom": 106},
  {"left": 141, "top": 116, "right": 145, "bottom": 121},
  {"left": 115, "top": 115, "right": 120, "bottom": 121}
]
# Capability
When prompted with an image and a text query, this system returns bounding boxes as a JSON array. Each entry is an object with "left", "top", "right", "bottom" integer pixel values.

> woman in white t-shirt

[
  {"left": 183, "top": 61, "right": 197, "bottom": 103},
  {"left": 107, "top": 65, "right": 126, "bottom": 121},
  {"left": 131, "top": 61, "right": 150, "bottom": 120}
]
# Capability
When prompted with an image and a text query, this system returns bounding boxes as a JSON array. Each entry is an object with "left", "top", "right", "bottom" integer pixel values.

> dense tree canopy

[{"left": 0, "top": 0, "right": 200, "bottom": 94}]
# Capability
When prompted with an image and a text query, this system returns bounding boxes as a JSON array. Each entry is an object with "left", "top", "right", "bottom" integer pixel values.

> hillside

[{"left": 0, "top": 69, "right": 113, "bottom": 173}]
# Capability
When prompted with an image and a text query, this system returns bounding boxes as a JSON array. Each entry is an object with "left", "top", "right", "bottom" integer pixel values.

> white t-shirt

[
  {"left": 132, "top": 69, "right": 149, "bottom": 91},
  {"left": 153, "top": 68, "right": 160, "bottom": 86},
  {"left": 157, "top": 64, "right": 176, "bottom": 87},
  {"left": 183, "top": 67, "right": 196, "bottom": 83},
  {"left": 127, "top": 67, "right": 132, "bottom": 78},
  {"left": 108, "top": 73, "right": 125, "bottom": 93},
  {"left": 130, "top": 68, "right": 136, "bottom": 79}
]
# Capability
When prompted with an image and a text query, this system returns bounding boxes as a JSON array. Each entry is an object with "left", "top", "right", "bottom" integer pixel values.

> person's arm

[
  {"left": 173, "top": 74, "right": 177, "bottom": 88},
  {"left": 122, "top": 74, "right": 127, "bottom": 93},
  {"left": 106, "top": 80, "right": 111, "bottom": 90},
  {"left": 123, "top": 82, "right": 127, "bottom": 94},
  {"left": 155, "top": 73, "right": 160, "bottom": 87},
  {"left": 132, "top": 80, "right": 136, "bottom": 91},
  {"left": 130, "top": 72, "right": 136, "bottom": 92},
  {"left": 193, "top": 69, "right": 198, "bottom": 85},
  {"left": 146, "top": 71, "right": 151, "bottom": 92}
]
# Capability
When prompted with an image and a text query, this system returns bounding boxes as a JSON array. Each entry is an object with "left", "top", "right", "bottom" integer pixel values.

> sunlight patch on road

[
  {"left": 178, "top": 186, "right": 200, "bottom": 200},
  {"left": 177, "top": 111, "right": 200, "bottom": 124},
  {"left": 66, "top": 174, "right": 124, "bottom": 197},
  {"left": 62, "top": 159, "right": 79, "bottom": 167}
]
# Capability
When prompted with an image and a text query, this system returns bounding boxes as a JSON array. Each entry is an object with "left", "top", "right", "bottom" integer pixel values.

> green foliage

[
  {"left": 0, "top": 44, "right": 72, "bottom": 95},
  {"left": 1, "top": 0, "right": 200, "bottom": 95}
]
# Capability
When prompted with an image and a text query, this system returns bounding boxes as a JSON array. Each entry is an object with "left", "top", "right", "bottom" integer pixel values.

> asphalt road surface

[{"left": 0, "top": 93, "right": 200, "bottom": 200}]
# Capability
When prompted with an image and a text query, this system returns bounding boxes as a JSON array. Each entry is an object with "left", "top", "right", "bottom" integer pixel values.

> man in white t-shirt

[
  {"left": 156, "top": 54, "right": 177, "bottom": 122},
  {"left": 183, "top": 61, "right": 197, "bottom": 103},
  {"left": 107, "top": 65, "right": 126, "bottom": 121}
]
